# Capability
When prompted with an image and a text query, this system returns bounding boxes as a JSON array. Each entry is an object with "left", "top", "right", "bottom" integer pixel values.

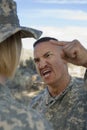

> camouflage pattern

[
  {"left": 30, "top": 77, "right": 87, "bottom": 130},
  {"left": 0, "top": 83, "right": 53, "bottom": 130},
  {"left": 84, "top": 69, "right": 87, "bottom": 82},
  {"left": 0, "top": 0, "right": 42, "bottom": 44}
]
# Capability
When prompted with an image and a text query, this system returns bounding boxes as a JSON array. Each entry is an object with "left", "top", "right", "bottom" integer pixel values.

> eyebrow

[
  {"left": 43, "top": 51, "right": 53, "bottom": 57},
  {"left": 34, "top": 51, "right": 53, "bottom": 62}
]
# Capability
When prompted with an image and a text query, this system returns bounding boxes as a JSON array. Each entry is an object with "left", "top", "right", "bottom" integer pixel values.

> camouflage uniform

[
  {"left": 0, "top": 83, "right": 53, "bottom": 130},
  {"left": 0, "top": 0, "right": 52, "bottom": 129},
  {"left": 30, "top": 77, "right": 87, "bottom": 130}
]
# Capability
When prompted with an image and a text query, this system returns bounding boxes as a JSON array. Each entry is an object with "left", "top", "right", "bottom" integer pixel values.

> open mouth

[{"left": 42, "top": 70, "right": 51, "bottom": 78}]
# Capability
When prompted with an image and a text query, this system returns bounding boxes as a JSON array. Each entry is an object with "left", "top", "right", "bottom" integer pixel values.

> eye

[
  {"left": 45, "top": 53, "right": 50, "bottom": 57},
  {"left": 44, "top": 52, "right": 53, "bottom": 58}
]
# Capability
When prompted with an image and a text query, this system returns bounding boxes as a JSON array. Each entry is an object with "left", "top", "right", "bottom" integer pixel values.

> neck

[
  {"left": 0, "top": 75, "right": 6, "bottom": 85},
  {"left": 48, "top": 74, "right": 71, "bottom": 97}
]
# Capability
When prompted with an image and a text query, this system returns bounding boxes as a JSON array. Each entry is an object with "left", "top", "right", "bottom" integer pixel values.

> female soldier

[{"left": 0, "top": 0, "right": 53, "bottom": 130}]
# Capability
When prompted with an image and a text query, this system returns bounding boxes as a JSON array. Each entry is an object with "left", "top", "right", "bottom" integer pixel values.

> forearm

[{"left": 80, "top": 48, "right": 87, "bottom": 68}]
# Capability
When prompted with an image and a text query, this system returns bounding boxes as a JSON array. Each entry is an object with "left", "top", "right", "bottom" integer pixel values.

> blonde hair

[{"left": 0, "top": 33, "right": 22, "bottom": 78}]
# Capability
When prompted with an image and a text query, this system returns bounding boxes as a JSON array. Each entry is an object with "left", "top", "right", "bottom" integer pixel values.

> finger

[
  {"left": 49, "top": 40, "right": 66, "bottom": 46},
  {"left": 63, "top": 45, "right": 77, "bottom": 58},
  {"left": 63, "top": 56, "right": 77, "bottom": 65}
]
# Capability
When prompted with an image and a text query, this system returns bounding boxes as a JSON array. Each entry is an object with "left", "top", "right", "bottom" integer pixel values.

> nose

[{"left": 38, "top": 59, "right": 47, "bottom": 69}]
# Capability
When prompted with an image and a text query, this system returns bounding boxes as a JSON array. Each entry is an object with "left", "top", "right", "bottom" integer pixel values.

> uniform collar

[{"left": 45, "top": 77, "right": 74, "bottom": 107}]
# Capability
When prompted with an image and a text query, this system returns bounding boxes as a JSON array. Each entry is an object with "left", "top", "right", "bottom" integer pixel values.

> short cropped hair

[
  {"left": 0, "top": 33, "right": 22, "bottom": 78},
  {"left": 33, "top": 37, "right": 58, "bottom": 47}
]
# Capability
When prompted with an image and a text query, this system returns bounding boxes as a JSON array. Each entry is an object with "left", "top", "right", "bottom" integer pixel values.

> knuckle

[{"left": 72, "top": 39, "right": 80, "bottom": 46}]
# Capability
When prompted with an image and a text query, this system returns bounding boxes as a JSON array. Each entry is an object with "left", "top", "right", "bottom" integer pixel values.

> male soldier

[
  {"left": 30, "top": 37, "right": 87, "bottom": 130},
  {"left": 0, "top": 1, "right": 53, "bottom": 130}
]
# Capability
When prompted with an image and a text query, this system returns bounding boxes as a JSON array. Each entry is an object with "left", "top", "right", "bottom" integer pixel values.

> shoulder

[
  {"left": 73, "top": 77, "right": 84, "bottom": 85},
  {"left": 0, "top": 85, "right": 53, "bottom": 130},
  {"left": 30, "top": 88, "right": 46, "bottom": 107},
  {"left": 70, "top": 77, "right": 87, "bottom": 103},
  {"left": 71, "top": 77, "right": 85, "bottom": 91},
  {"left": 0, "top": 101, "right": 53, "bottom": 130}
]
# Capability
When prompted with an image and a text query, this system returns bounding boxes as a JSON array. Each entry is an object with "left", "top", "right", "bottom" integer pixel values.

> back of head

[
  {"left": 0, "top": 32, "right": 22, "bottom": 78},
  {"left": 0, "top": 0, "right": 42, "bottom": 78}
]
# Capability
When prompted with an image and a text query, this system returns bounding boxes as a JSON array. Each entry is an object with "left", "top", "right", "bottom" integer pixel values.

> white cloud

[
  {"left": 20, "top": 9, "right": 87, "bottom": 21},
  {"left": 40, "top": 9, "right": 87, "bottom": 20},
  {"left": 22, "top": 26, "right": 87, "bottom": 49},
  {"left": 36, "top": 0, "right": 87, "bottom": 4},
  {"left": 41, "top": 0, "right": 87, "bottom": 4}
]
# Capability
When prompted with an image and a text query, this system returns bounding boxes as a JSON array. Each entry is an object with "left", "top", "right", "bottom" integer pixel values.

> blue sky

[{"left": 15, "top": 0, "right": 87, "bottom": 50}]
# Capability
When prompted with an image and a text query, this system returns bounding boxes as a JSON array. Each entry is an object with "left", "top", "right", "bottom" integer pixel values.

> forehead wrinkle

[
  {"left": 34, "top": 51, "right": 51, "bottom": 60},
  {"left": 34, "top": 41, "right": 62, "bottom": 58}
]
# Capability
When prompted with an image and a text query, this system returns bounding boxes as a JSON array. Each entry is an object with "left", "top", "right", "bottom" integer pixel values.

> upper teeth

[{"left": 43, "top": 70, "right": 50, "bottom": 75}]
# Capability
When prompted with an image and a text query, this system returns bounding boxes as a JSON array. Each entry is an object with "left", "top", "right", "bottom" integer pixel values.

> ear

[{"left": 63, "top": 59, "right": 68, "bottom": 64}]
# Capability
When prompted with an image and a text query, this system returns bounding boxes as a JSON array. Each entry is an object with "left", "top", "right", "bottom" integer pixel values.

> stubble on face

[{"left": 34, "top": 41, "right": 68, "bottom": 85}]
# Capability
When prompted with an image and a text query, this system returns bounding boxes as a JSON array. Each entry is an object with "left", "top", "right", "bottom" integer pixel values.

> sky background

[{"left": 15, "top": 0, "right": 87, "bottom": 50}]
